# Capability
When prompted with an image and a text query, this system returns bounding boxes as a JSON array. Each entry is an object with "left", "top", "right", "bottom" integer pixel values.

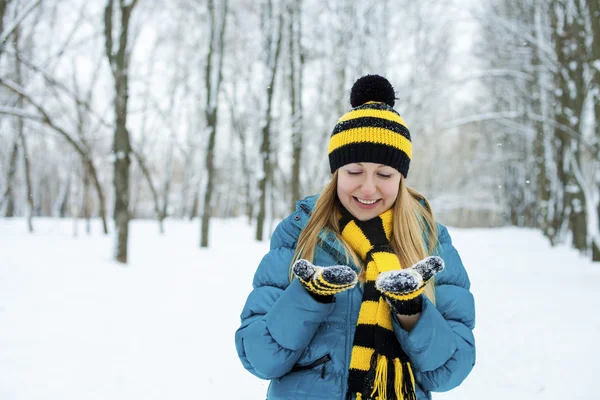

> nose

[{"left": 360, "top": 176, "right": 376, "bottom": 196}]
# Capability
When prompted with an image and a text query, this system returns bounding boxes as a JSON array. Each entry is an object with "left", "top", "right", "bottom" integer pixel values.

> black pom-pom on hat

[{"left": 350, "top": 74, "right": 396, "bottom": 108}]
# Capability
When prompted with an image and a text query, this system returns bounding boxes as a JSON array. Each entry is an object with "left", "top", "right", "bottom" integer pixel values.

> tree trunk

[
  {"left": 533, "top": 2, "right": 553, "bottom": 236},
  {"left": 238, "top": 121, "right": 253, "bottom": 223},
  {"left": 55, "top": 167, "right": 71, "bottom": 218},
  {"left": 256, "top": 3, "right": 284, "bottom": 241},
  {"left": 289, "top": 0, "right": 303, "bottom": 211},
  {"left": 86, "top": 158, "right": 108, "bottom": 234},
  {"left": 132, "top": 149, "right": 165, "bottom": 234},
  {"left": 594, "top": 197, "right": 600, "bottom": 261},
  {"left": 570, "top": 192, "right": 587, "bottom": 251},
  {"left": 160, "top": 142, "right": 174, "bottom": 223},
  {"left": 201, "top": 119, "right": 216, "bottom": 247},
  {"left": 70, "top": 167, "right": 80, "bottom": 237},
  {"left": 200, "top": 0, "right": 228, "bottom": 248},
  {"left": 17, "top": 120, "right": 34, "bottom": 232},
  {"left": 104, "top": 0, "right": 138, "bottom": 263},
  {"left": 587, "top": 0, "right": 600, "bottom": 261},
  {"left": 549, "top": 1, "right": 587, "bottom": 248},
  {"left": 189, "top": 186, "right": 199, "bottom": 221},
  {"left": 2, "top": 140, "right": 18, "bottom": 217},
  {"left": 81, "top": 160, "right": 92, "bottom": 234},
  {"left": 0, "top": 0, "right": 12, "bottom": 61},
  {"left": 224, "top": 81, "right": 254, "bottom": 224},
  {"left": 555, "top": 1, "right": 587, "bottom": 251},
  {"left": 14, "top": 24, "right": 33, "bottom": 232}
]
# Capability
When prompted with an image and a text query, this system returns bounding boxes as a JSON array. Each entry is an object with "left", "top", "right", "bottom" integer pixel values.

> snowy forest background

[{"left": 0, "top": 0, "right": 599, "bottom": 263}]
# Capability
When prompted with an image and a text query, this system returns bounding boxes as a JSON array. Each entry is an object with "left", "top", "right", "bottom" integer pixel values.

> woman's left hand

[{"left": 375, "top": 256, "right": 444, "bottom": 316}]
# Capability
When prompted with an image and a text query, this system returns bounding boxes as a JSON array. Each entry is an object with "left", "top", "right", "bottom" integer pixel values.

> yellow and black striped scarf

[{"left": 340, "top": 208, "right": 417, "bottom": 400}]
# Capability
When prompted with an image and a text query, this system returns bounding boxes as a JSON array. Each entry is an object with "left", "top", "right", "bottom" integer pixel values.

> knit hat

[{"left": 328, "top": 75, "right": 412, "bottom": 177}]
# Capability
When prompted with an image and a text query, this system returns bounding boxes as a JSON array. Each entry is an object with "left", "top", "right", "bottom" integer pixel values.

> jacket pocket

[{"left": 290, "top": 354, "right": 332, "bottom": 379}]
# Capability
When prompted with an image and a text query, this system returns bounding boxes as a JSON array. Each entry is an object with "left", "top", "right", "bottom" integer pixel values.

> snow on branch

[
  {"left": 0, "top": 77, "right": 88, "bottom": 156},
  {"left": 446, "top": 111, "right": 523, "bottom": 129},
  {"left": 487, "top": 11, "right": 555, "bottom": 59},
  {"left": 454, "top": 68, "right": 535, "bottom": 83},
  {"left": 0, "top": 0, "right": 43, "bottom": 48},
  {"left": 568, "top": 149, "right": 600, "bottom": 249},
  {"left": 1, "top": 47, "right": 111, "bottom": 129},
  {"left": 528, "top": 113, "right": 592, "bottom": 145},
  {"left": 122, "top": 0, "right": 139, "bottom": 9},
  {"left": 0, "top": 106, "right": 44, "bottom": 121}
]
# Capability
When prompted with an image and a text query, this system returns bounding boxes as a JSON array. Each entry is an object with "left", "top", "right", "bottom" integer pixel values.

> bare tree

[
  {"left": 585, "top": 0, "right": 600, "bottom": 261},
  {"left": 200, "top": 0, "right": 228, "bottom": 248},
  {"left": 256, "top": 0, "right": 283, "bottom": 241},
  {"left": 0, "top": 76, "right": 110, "bottom": 233},
  {"left": 224, "top": 80, "right": 256, "bottom": 224},
  {"left": 473, "top": 0, "right": 599, "bottom": 260},
  {"left": 288, "top": 0, "right": 303, "bottom": 211},
  {"left": 0, "top": 0, "right": 41, "bottom": 56},
  {"left": 0, "top": 0, "right": 13, "bottom": 57},
  {"left": 1, "top": 140, "right": 18, "bottom": 216},
  {"left": 71, "top": 47, "right": 104, "bottom": 234},
  {"left": 104, "top": 0, "right": 139, "bottom": 263},
  {"left": 13, "top": 21, "right": 33, "bottom": 231}
]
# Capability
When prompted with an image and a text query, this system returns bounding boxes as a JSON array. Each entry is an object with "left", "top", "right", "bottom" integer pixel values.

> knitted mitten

[
  {"left": 293, "top": 259, "right": 358, "bottom": 303},
  {"left": 375, "top": 256, "right": 445, "bottom": 315}
]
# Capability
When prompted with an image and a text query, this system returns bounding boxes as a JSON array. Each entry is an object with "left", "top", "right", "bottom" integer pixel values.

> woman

[{"left": 235, "top": 75, "right": 475, "bottom": 400}]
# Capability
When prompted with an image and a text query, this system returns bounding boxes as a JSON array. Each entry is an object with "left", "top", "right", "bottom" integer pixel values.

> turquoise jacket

[{"left": 235, "top": 195, "right": 476, "bottom": 399}]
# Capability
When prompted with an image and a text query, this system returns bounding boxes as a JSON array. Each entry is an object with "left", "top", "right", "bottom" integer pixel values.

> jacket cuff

[
  {"left": 265, "top": 278, "right": 335, "bottom": 351},
  {"left": 392, "top": 296, "right": 458, "bottom": 371}
]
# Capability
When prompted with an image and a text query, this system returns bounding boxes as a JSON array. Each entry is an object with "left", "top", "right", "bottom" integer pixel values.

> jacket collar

[{"left": 292, "top": 195, "right": 360, "bottom": 271}]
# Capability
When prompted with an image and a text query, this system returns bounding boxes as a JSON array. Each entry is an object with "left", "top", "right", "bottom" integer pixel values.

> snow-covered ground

[{"left": 1, "top": 217, "right": 599, "bottom": 400}]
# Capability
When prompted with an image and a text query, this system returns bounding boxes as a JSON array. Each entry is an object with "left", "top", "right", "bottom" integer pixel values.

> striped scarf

[{"left": 340, "top": 208, "right": 416, "bottom": 400}]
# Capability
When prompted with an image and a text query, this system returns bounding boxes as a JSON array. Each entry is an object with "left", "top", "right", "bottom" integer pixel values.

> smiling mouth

[{"left": 355, "top": 197, "right": 380, "bottom": 205}]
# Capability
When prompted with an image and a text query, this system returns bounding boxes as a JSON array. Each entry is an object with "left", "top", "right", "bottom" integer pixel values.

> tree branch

[
  {"left": 130, "top": 148, "right": 164, "bottom": 221},
  {"left": 104, "top": 0, "right": 116, "bottom": 76},
  {"left": 2, "top": 47, "right": 112, "bottom": 129},
  {"left": 0, "top": 105, "right": 44, "bottom": 121},
  {"left": 446, "top": 110, "right": 523, "bottom": 129},
  {"left": 0, "top": 77, "right": 88, "bottom": 156},
  {"left": 0, "top": 0, "right": 42, "bottom": 49}
]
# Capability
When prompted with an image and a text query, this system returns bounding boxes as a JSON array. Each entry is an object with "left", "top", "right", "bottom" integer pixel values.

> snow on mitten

[
  {"left": 293, "top": 259, "right": 358, "bottom": 303},
  {"left": 375, "top": 256, "right": 445, "bottom": 315}
]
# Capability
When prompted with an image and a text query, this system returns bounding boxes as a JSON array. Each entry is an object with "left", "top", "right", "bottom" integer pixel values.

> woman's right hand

[{"left": 292, "top": 259, "right": 358, "bottom": 303}]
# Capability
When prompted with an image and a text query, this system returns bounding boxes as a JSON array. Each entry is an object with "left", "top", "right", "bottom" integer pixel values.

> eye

[
  {"left": 347, "top": 170, "right": 362, "bottom": 175},
  {"left": 377, "top": 173, "right": 392, "bottom": 179}
]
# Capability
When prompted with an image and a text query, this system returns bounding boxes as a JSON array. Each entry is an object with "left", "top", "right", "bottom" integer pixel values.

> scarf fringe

[
  {"left": 351, "top": 356, "right": 417, "bottom": 400},
  {"left": 394, "top": 358, "right": 417, "bottom": 400},
  {"left": 370, "top": 355, "right": 388, "bottom": 399}
]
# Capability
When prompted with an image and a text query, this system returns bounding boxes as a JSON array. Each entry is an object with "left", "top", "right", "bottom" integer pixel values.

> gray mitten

[
  {"left": 375, "top": 256, "right": 445, "bottom": 315},
  {"left": 293, "top": 259, "right": 358, "bottom": 303}
]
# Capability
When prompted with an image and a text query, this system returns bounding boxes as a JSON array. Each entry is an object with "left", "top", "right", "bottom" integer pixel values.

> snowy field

[{"left": 1, "top": 217, "right": 599, "bottom": 400}]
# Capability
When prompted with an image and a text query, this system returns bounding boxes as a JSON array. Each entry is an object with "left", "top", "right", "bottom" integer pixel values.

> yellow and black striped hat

[{"left": 328, "top": 75, "right": 412, "bottom": 177}]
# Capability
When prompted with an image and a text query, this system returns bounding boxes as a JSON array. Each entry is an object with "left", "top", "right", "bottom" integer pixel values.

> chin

[{"left": 351, "top": 206, "right": 381, "bottom": 221}]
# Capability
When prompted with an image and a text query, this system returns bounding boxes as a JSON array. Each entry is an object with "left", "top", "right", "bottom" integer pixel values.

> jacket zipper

[{"left": 290, "top": 354, "right": 331, "bottom": 379}]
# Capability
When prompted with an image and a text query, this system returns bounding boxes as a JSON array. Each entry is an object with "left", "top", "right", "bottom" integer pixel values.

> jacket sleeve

[
  {"left": 234, "top": 219, "right": 335, "bottom": 380},
  {"left": 392, "top": 224, "right": 476, "bottom": 392}
]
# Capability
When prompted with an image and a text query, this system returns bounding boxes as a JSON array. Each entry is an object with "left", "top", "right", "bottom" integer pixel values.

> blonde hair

[{"left": 291, "top": 171, "right": 439, "bottom": 303}]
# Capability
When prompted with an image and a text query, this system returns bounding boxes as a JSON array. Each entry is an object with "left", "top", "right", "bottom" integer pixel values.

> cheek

[
  {"left": 382, "top": 180, "right": 400, "bottom": 201},
  {"left": 336, "top": 178, "right": 353, "bottom": 196}
]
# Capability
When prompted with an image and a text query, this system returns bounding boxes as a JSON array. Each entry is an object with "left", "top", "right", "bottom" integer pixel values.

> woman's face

[{"left": 336, "top": 162, "right": 401, "bottom": 221}]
